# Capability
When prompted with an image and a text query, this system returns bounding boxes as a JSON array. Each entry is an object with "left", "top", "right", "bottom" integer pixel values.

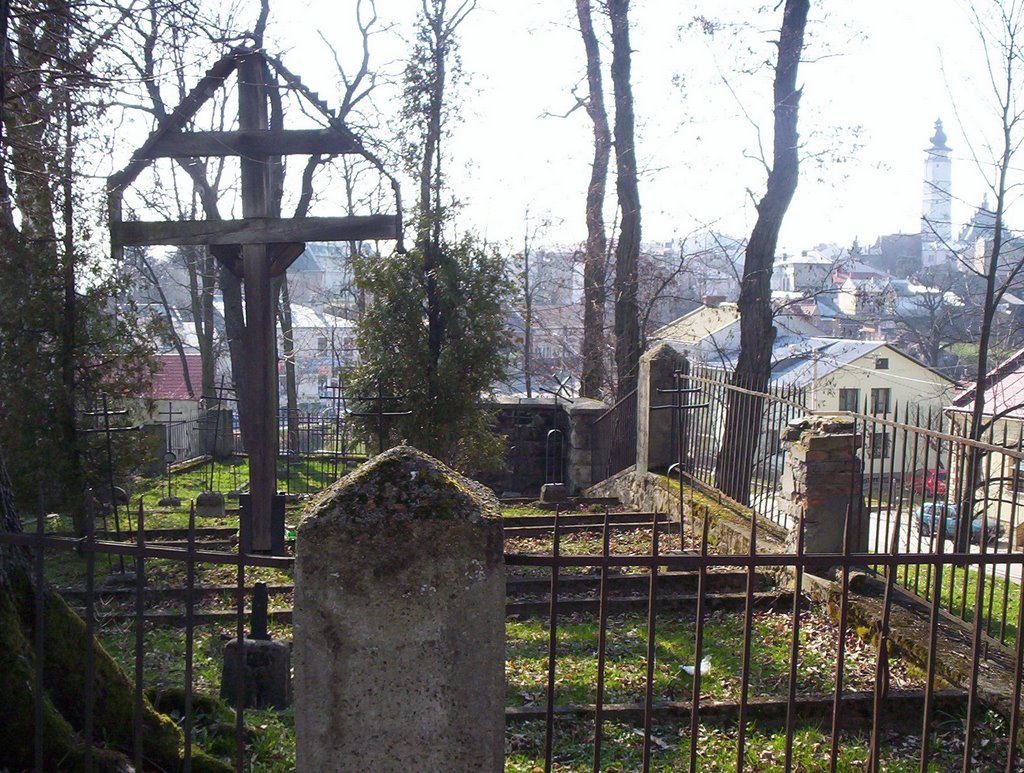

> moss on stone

[{"left": 302, "top": 445, "right": 500, "bottom": 533}]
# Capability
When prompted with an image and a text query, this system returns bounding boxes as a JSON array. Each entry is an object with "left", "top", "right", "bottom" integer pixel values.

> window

[
  {"left": 875, "top": 357, "right": 889, "bottom": 370},
  {"left": 870, "top": 387, "right": 891, "bottom": 414},
  {"left": 870, "top": 430, "right": 891, "bottom": 459},
  {"left": 839, "top": 388, "right": 860, "bottom": 412},
  {"left": 317, "top": 336, "right": 329, "bottom": 354}
]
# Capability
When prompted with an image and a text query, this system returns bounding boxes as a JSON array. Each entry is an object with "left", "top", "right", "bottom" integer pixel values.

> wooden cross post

[
  {"left": 238, "top": 53, "right": 277, "bottom": 552},
  {"left": 107, "top": 47, "right": 406, "bottom": 552}
]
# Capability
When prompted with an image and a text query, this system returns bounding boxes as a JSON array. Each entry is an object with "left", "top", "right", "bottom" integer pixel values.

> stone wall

[
  {"left": 478, "top": 397, "right": 607, "bottom": 496},
  {"left": 586, "top": 468, "right": 787, "bottom": 554}
]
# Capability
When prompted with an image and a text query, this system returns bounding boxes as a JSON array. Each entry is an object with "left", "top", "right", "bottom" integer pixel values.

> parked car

[
  {"left": 912, "top": 468, "right": 947, "bottom": 496},
  {"left": 916, "top": 501, "right": 1000, "bottom": 545}
]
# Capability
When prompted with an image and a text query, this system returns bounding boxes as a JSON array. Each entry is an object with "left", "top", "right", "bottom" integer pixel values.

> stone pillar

[
  {"left": 293, "top": 446, "right": 505, "bottom": 772},
  {"left": 565, "top": 397, "right": 608, "bottom": 492},
  {"left": 779, "top": 415, "right": 868, "bottom": 563},
  {"left": 636, "top": 342, "right": 689, "bottom": 474}
]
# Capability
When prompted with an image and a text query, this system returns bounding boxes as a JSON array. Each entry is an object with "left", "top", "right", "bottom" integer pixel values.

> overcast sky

[{"left": 250, "top": 1, "right": 1011, "bottom": 254}]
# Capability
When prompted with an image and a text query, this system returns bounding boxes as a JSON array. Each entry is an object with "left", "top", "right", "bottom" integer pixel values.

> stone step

[
  {"left": 505, "top": 521, "right": 674, "bottom": 539},
  {"left": 75, "top": 590, "right": 791, "bottom": 627},
  {"left": 502, "top": 511, "right": 662, "bottom": 527}
]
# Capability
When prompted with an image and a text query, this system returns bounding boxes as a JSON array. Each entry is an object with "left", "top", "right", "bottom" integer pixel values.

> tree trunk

[
  {"left": 962, "top": 82, "right": 1014, "bottom": 551},
  {"left": 522, "top": 234, "right": 533, "bottom": 398},
  {"left": 59, "top": 79, "right": 85, "bottom": 531},
  {"left": 577, "top": 0, "right": 610, "bottom": 399},
  {"left": 139, "top": 250, "right": 195, "bottom": 398},
  {"left": 608, "top": 0, "right": 641, "bottom": 400},
  {"left": 0, "top": 445, "right": 230, "bottom": 772},
  {"left": 716, "top": 0, "right": 808, "bottom": 503}
]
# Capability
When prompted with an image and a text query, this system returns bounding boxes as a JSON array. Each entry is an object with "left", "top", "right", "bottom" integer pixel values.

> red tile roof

[
  {"left": 951, "top": 347, "right": 1024, "bottom": 420},
  {"left": 150, "top": 353, "right": 202, "bottom": 401}
]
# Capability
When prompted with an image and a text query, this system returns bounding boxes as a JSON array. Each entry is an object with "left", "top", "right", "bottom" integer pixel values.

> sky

[{"left": 213, "top": 0, "right": 1015, "bottom": 255}]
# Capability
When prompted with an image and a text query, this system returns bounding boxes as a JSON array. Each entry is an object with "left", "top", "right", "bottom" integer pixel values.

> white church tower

[{"left": 921, "top": 118, "right": 953, "bottom": 268}]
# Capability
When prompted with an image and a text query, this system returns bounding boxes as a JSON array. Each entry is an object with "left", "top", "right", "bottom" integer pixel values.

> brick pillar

[
  {"left": 293, "top": 446, "right": 505, "bottom": 771},
  {"left": 779, "top": 415, "right": 867, "bottom": 563},
  {"left": 636, "top": 342, "right": 688, "bottom": 474}
]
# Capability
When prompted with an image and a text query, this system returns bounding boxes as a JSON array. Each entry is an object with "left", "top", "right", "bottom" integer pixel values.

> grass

[
  {"left": 505, "top": 716, "right": 1020, "bottom": 772},
  {"left": 898, "top": 559, "right": 1022, "bottom": 646},
  {"left": 503, "top": 505, "right": 555, "bottom": 517},
  {"left": 506, "top": 608, "right": 921, "bottom": 709},
  {"left": 96, "top": 621, "right": 297, "bottom": 772},
  {"left": 79, "top": 605, "right": 989, "bottom": 773}
]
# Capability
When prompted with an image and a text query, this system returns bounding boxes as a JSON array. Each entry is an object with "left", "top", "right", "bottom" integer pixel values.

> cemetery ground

[{"left": 35, "top": 461, "right": 1024, "bottom": 771}]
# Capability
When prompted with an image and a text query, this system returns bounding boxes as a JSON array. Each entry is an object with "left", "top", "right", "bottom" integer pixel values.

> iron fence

[
  {"left": 680, "top": 365, "right": 808, "bottom": 527},
  {"left": 7, "top": 492, "right": 1024, "bottom": 769},
  {"left": 590, "top": 389, "right": 638, "bottom": 484},
  {"left": 505, "top": 506, "right": 1024, "bottom": 773},
  {"left": 167, "top": 417, "right": 205, "bottom": 463},
  {"left": 853, "top": 404, "right": 1024, "bottom": 650},
  {"left": 3, "top": 501, "right": 293, "bottom": 772},
  {"left": 677, "top": 365, "right": 1024, "bottom": 654}
]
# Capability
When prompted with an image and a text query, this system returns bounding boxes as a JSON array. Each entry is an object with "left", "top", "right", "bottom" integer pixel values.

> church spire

[
  {"left": 921, "top": 118, "right": 953, "bottom": 268},
  {"left": 929, "top": 118, "right": 950, "bottom": 151}
]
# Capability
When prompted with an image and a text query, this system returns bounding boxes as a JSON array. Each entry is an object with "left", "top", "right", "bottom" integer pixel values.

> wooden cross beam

[
  {"left": 107, "top": 47, "right": 404, "bottom": 552},
  {"left": 111, "top": 215, "right": 399, "bottom": 249},
  {"left": 139, "top": 128, "right": 362, "bottom": 159}
]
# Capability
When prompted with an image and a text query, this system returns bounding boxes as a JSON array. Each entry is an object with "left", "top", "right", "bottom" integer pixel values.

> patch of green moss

[
  {"left": 0, "top": 567, "right": 232, "bottom": 772},
  {"left": 302, "top": 445, "right": 500, "bottom": 531},
  {"left": 0, "top": 585, "right": 83, "bottom": 770}
]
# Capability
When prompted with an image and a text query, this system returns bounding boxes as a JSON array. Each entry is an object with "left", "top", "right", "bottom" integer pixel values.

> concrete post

[
  {"left": 293, "top": 446, "right": 505, "bottom": 772},
  {"left": 779, "top": 415, "right": 868, "bottom": 564},
  {"left": 636, "top": 342, "right": 688, "bottom": 474},
  {"left": 565, "top": 397, "right": 608, "bottom": 492}
]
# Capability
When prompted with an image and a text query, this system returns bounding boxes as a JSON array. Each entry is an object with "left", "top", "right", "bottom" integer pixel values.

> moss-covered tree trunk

[{"left": 0, "top": 446, "right": 230, "bottom": 772}]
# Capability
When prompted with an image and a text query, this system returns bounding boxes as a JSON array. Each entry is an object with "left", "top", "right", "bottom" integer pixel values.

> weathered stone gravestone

[{"left": 293, "top": 445, "right": 505, "bottom": 772}]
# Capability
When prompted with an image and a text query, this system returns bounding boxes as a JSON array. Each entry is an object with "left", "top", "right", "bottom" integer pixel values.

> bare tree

[
  {"left": 576, "top": 0, "right": 611, "bottom": 399},
  {"left": 716, "top": 0, "right": 809, "bottom": 503},
  {"left": 608, "top": 0, "right": 642, "bottom": 400}
]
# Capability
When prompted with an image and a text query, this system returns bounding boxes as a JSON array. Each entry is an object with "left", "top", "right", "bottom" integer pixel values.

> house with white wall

[
  {"left": 651, "top": 305, "right": 957, "bottom": 477},
  {"left": 280, "top": 304, "right": 358, "bottom": 412}
]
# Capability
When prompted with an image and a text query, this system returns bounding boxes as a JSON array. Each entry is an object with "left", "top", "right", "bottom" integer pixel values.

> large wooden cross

[{"left": 108, "top": 48, "right": 402, "bottom": 551}]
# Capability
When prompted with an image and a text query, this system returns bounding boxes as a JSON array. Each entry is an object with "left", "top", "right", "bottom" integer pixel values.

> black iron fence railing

[
  {"left": 681, "top": 365, "right": 807, "bottom": 527},
  {"left": 7, "top": 495, "right": 1024, "bottom": 769},
  {"left": 675, "top": 364, "right": 1024, "bottom": 654},
  {"left": 852, "top": 405, "right": 1024, "bottom": 649},
  {"left": 590, "top": 389, "right": 638, "bottom": 484}
]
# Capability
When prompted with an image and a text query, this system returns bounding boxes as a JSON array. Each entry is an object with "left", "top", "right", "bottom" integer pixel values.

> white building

[
  {"left": 921, "top": 119, "right": 954, "bottom": 268},
  {"left": 280, "top": 304, "right": 358, "bottom": 411}
]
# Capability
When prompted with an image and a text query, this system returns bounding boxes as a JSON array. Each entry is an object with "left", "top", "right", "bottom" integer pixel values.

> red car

[{"left": 912, "top": 468, "right": 947, "bottom": 496}]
